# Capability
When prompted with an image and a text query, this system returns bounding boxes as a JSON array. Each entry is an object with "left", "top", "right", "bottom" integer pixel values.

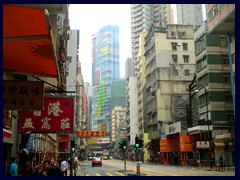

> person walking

[
  {"left": 74, "top": 156, "right": 79, "bottom": 176},
  {"left": 39, "top": 160, "right": 51, "bottom": 176},
  {"left": 60, "top": 159, "right": 68, "bottom": 176},
  {"left": 219, "top": 155, "right": 223, "bottom": 169},
  {"left": 18, "top": 160, "right": 33, "bottom": 176},
  {"left": 9, "top": 157, "right": 18, "bottom": 176}
]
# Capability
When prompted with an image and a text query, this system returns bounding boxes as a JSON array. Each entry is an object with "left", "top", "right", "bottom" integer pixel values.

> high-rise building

[
  {"left": 131, "top": 4, "right": 174, "bottom": 76},
  {"left": 91, "top": 25, "right": 120, "bottom": 137},
  {"left": 125, "top": 57, "right": 133, "bottom": 78},
  {"left": 176, "top": 4, "right": 203, "bottom": 27},
  {"left": 110, "top": 79, "right": 126, "bottom": 111}
]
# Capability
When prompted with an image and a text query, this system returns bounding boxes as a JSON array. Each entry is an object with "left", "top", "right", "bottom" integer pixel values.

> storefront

[{"left": 160, "top": 122, "right": 200, "bottom": 166}]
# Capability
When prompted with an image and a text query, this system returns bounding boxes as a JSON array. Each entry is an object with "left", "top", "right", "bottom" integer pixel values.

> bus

[{"left": 103, "top": 149, "right": 109, "bottom": 160}]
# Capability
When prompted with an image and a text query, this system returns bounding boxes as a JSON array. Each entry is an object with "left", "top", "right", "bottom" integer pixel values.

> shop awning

[
  {"left": 214, "top": 142, "right": 225, "bottom": 147},
  {"left": 3, "top": 4, "right": 58, "bottom": 77}
]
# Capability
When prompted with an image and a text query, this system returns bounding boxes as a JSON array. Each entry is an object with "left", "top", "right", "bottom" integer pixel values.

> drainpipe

[{"left": 226, "top": 36, "right": 235, "bottom": 119}]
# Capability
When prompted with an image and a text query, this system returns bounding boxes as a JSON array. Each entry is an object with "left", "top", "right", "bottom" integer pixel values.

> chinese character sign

[
  {"left": 19, "top": 97, "right": 74, "bottom": 133},
  {"left": 76, "top": 130, "right": 107, "bottom": 138},
  {"left": 3, "top": 81, "right": 44, "bottom": 110}
]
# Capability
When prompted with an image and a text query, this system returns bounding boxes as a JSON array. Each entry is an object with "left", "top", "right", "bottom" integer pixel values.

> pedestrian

[
  {"left": 74, "top": 156, "right": 79, "bottom": 176},
  {"left": 210, "top": 153, "right": 215, "bottom": 169},
  {"left": 60, "top": 159, "right": 68, "bottom": 176},
  {"left": 18, "top": 160, "right": 33, "bottom": 176},
  {"left": 39, "top": 160, "right": 51, "bottom": 176},
  {"left": 9, "top": 157, "right": 18, "bottom": 176},
  {"left": 219, "top": 155, "right": 223, "bottom": 169},
  {"left": 48, "top": 163, "right": 62, "bottom": 176}
]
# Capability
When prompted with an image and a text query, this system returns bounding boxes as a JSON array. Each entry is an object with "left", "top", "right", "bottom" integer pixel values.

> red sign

[
  {"left": 76, "top": 130, "right": 107, "bottom": 138},
  {"left": 19, "top": 97, "right": 74, "bottom": 133}
]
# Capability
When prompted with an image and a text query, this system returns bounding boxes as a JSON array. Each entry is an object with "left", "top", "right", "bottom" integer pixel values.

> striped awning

[{"left": 214, "top": 142, "right": 225, "bottom": 147}]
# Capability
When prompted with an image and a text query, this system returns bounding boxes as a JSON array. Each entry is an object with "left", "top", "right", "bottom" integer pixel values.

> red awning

[
  {"left": 3, "top": 128, "right": 12, "bottom": 138},
  {"left": 3, "top": 5, "right": 58, "bottom": 77}
]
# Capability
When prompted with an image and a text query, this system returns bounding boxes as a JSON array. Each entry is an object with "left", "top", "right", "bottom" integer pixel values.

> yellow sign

[
  {"left": 76, "top": 130, "right": 107, "bottom": 138},
  {"left": 100, "top": 46, "right": 109, "bottom": 53}
]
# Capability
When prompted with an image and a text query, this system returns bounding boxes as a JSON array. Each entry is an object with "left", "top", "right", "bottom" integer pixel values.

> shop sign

[
  {"left": 76, "top": 130, "right": 107, "bottom": 138},
  {"left": 3, "top": 81, "right": 44, "bottom": 110},
  {"left": 215, "top": 133, "right": 231, "bottom": 139},
  {"left": 165, "top": 122, "right": 181, "bottom": 135},
  {"left": 97, "top": 137, "right": 109, "bottom": 144},
  {"left": 196, "top": 141, "right": 210, "bottom": 149},
  {"left": 19, "top": 97, "right": 74, "bottom": 133}
]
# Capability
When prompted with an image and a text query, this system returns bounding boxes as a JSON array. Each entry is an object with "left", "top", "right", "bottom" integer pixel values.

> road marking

[
  {"left": 115, "top": 172, "right": 125, "bottom": 176},
  {"left": 105, "top": 173, "right": 113, "bottom": 176}
]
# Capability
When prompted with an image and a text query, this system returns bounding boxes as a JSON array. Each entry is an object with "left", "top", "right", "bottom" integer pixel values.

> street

[{"left": 74, "top": 159, "right": 235, "bottom": 176}]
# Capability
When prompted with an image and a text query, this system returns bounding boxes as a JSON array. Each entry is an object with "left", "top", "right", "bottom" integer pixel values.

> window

[
  {"left": 171, "top": 43, "right": 178, "bottom": 51},
  {"left": 222, "top": 55, "right": 229, "bottom": 64},
  {"left": 182, "top": 32, "right": 187, "bottom": 38},
  {"left": 225, "top": 91, "right": 232, "bottom": 102},
  {"left": 172, "top": 55, "right": 178, "bottom": 63},
  {"left": 223, "top": 73, "right": 231, "bottom": 83},
  {"left": 171, "top": 32, "right": 176, "bottom": 39},
  {"left": 185, "top": 69, "right": 190, "bottom": 76},
  {"left": 183, "top": 55, "right": 189, "bottom": 63},
  {"left": 173, "top": 69, "right": 178, "bottom": 76},
  {"left": 183, "top": 43, "right": 188, "bottom": 50}
]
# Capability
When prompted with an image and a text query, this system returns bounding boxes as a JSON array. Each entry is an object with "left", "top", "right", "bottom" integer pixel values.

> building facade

[
  {"left": 177, "top": 4, "right": 203, "bottom": 27},
  {"left": 143, "top": 24, "right": 196, "bottom": 154},
  {"left": 131, "top": 4, "right": 174, "bottom": 76},
  {"left": 91, "top": 25, "right": 120, "bottom": 141}
]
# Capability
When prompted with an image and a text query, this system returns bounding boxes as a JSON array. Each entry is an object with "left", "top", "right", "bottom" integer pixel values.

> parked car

[
  {"left": 88, "top": 156, "right": 93, "bottom": 161},
  {"left": 92, "top": 157, "right": 102, "bottom": 167}
]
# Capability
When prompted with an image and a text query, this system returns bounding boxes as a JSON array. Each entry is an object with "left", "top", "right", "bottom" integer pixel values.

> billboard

[
  {"left": 19, "top": 97, "right": 74, "bottom": 133},
  {"left": 76, "top": 130, "right": 107, "bottom": 138}
]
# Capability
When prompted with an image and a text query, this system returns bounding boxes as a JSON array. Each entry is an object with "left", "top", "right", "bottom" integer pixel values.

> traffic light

[
  {"left": 119, "top": 142, "right": 123, "bottom": 149},
  {"left": 122, "top": 140, "right": 127, "bottom": 150},
  {"left": 135, "top": 136, "right": 140, "bottom": 148},
  {"left": 135, "top": 137, "right": 143, "bottom": 148},
  {"left": 138, "top": 139, "right": 143, "bottom": 148},
  {"left": 119, "top": 141, "right": 127, "bottom": 150},
  {"left": 71, "top": 140, "right": 76, "bottom": 152}
]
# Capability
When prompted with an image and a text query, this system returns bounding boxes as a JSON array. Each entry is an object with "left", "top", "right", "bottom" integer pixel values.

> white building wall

[
  {"left": 67, "top": 30, "right": 79, "bottom": 92},
  {"left": 128, "top": 77, "right": 138, "bottom": 145}
]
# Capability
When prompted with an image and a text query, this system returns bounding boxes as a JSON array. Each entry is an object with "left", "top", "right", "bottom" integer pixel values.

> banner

[
  {"left": 76, "top": 130, "right": 107, "bottom": 138},
  {"left": 19, "top": 97, "right": 74, "bottom": 133}
]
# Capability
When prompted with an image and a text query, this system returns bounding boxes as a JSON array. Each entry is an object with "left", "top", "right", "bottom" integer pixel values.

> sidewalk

[
  {"left": 66, "top": 162, "right": 82, "bottom": 176},
  {"left": 135, "top": 160, "right": 235, "bottom": 172}
]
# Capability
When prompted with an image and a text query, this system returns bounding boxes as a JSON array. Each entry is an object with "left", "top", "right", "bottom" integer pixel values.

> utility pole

[
  {"left": 205, "top": 88, "right": 210, "bottom": 139},
  {"left": 188, "top": 74, "right": 197, "bottom": 128}
]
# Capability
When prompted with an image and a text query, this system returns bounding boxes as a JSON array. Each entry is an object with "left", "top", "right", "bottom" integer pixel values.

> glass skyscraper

[{"left": 91, "top": 25, "right": 120, "bottom": 135}]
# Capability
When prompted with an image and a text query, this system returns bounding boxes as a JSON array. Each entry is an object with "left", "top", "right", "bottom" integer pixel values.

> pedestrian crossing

[
  {"left": 83, "top": 172, "right": 125, "bottom": 176},
  {"left": 80, "top": 170, "right": 232, "bottom": 176}
]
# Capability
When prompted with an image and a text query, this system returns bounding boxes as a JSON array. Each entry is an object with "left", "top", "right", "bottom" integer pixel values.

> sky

[
  {"left": 69, "top": 4, "right": 205, "bottom": 83},
  {"left": 69, "top": 4, "right": 132, "bottom": 83}
]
